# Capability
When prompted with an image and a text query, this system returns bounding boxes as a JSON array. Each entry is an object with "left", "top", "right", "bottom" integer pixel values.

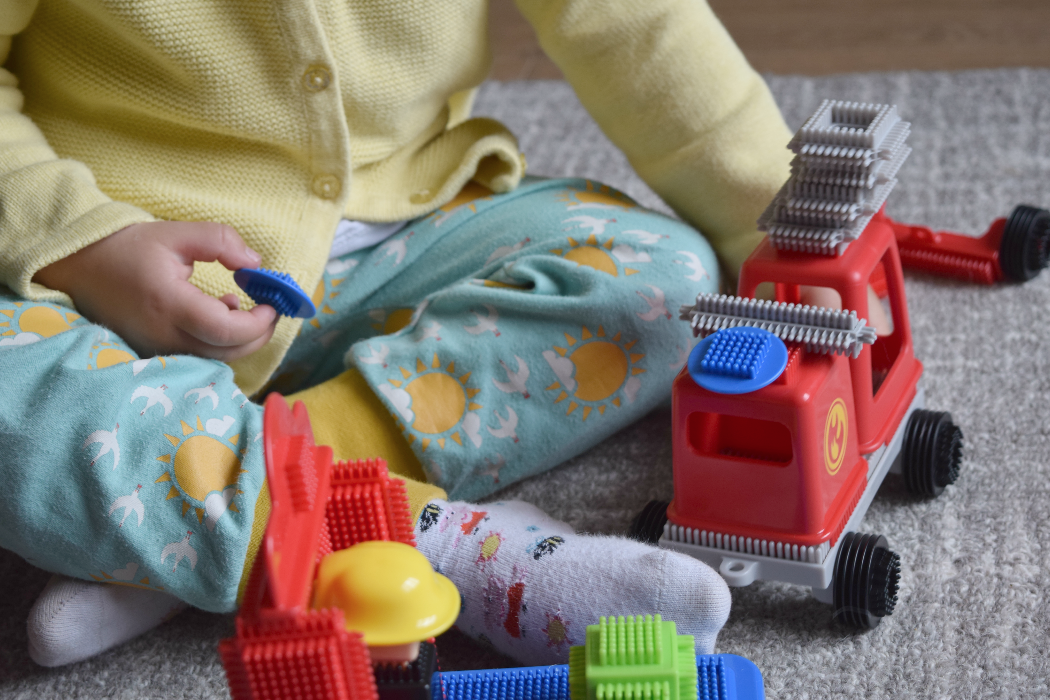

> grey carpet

[{"left": 3, "top": 68, "right": 1049, "bottom": 698}]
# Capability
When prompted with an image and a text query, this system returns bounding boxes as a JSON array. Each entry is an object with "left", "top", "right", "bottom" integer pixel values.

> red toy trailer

[
  {"left": 629, "top": 101, "right": 991, "bottom": 628},
  {"left": 893, "top": 204, "right": 1049, "bottom": 284}
]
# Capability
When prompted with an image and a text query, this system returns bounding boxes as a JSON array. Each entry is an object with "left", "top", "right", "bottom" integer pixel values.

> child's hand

[
  {"left": 34, "top": 221, "right": 278, "bottom": 360},
  {"left": 800, "top": 285, "right": 893, "bottom": 336}
]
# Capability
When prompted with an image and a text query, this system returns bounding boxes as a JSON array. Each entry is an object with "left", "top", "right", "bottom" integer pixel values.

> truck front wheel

[
  {"left": 628, "top": 500, "right": 670, "bottom": 545},
  {"left": 832, "top": 532, "right": 901, "bottom": 629},
  {"left": 901, "top": 409, "right": 963, "bottom": 497}
]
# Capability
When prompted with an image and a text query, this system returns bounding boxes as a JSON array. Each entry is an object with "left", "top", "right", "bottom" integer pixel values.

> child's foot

[
  {"left": 27, "top": 574, "right": 187, "bottom": 667},
  {"left": 415, "top": 499, "right": 731, "bottom": 666}
]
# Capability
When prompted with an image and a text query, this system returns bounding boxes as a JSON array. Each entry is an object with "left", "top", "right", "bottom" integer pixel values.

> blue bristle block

[
  {"left": 698, "top": 657, "right": 728, "bottom": 700},
  {"left": 688, "top": 327, "right": 788, "bottom": 396},
  {"left": 433, "top": 666, "right": 570, "bottom": 700},
  {"left": 233, "top": 267, "right": 316, "bottom": 318},
  {"left": 430, "top": 655, "right": 764, "bottom": 700},
  {"left": 700, "top": 329, "right": 772, "bottom": 379}
]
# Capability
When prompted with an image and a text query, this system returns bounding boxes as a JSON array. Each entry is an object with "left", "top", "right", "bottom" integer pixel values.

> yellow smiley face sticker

[{"left": 824, "top": 398, "right": 848, "bottom": 475}]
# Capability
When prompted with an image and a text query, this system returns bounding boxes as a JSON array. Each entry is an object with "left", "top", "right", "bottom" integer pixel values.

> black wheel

[
  {"left": 901, "top": 409, "right": 963, "bottom": 497},
  {"left": 999, "top": 205, "right": 1050, "bottom": 282},
  {"left": 628, "top": 500, "right": 669, "bottom": 545},
  {"left": 832, "top": 532, "right": 901, "bottom": 629}
]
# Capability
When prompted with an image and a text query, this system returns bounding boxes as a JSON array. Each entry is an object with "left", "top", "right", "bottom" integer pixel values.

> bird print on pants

[
  {"left": 108, "top": 485, "right": 145, "bottom": 527},
  {"left": 83, "top": 423, "right": 120, "bottom": 469},
  {"left": 161, "top": 531, "right": 198, "bottom": 571}
]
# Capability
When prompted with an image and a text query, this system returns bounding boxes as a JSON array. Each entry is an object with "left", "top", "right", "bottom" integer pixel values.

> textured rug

[{"left": 2, "top": 68, "right": 1049, "bottom": 699}]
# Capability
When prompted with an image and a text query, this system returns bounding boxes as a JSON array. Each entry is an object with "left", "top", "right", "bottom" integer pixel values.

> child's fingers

[
  {"left": 219, "top": 293, "right": 241, "bottom": 311},
  {"left": 167, "top": 222, "right": 262, "bottom": 271},
  {"left": 192, "top": 317, "right": 277, "bottom": 361},
  {"left": 169, "top": 283, "right": 277, "bottom": 353}
]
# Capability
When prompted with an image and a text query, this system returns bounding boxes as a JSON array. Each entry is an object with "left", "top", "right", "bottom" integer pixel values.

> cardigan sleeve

[
  {"left": 0, "top": 0, "right": 156, "bottom": 304},
  {"left": 513, "top": 0, "right": 792, "bottom": 280}
]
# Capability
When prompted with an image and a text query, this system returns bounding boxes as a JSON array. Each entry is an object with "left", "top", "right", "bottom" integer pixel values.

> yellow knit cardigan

[{"left": 0, "top": 0, "right": 791, "bottom": 395}]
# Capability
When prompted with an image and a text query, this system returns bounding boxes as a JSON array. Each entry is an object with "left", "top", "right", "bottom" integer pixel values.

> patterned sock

[
  {"left": 415, "top": 499, "right": 731, "bottom": 666},
  {"left": 27, "top": 574, "right": 187, "bottom": 667}
]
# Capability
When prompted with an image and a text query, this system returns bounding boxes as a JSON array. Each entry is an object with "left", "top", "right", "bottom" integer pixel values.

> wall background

[{"left": 489, "top": 0, "right": 1050, "bottom": 80}]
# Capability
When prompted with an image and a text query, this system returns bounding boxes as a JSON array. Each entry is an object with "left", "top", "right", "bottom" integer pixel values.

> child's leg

[
  {"left": 0, "top": 292, "right": 268, "bottom": 662},
  {"left": 284, "top": 177, "right": 718, "bottom": 500},
  {"left": 27, "top": 574, "right": 186, "bottom": 666},
  {"left": 414, "top": 498, "right": 731, "bottom": 664},
  {"left": 282, "top": 177, "right": 730, "bottom": 661}
]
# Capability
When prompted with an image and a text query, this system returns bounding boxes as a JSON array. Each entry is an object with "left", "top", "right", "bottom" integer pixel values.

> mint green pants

[{"left": 0, "top": 177, "right": 719, "bottom": 611}]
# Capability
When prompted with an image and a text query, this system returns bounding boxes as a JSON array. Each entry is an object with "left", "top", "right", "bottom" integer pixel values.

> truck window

[
  {"left": 869, "top": 256, "right": 903, "bottom": 395},
  {"left": 686, "top": 411, "right": 793, "bottom": 466}
]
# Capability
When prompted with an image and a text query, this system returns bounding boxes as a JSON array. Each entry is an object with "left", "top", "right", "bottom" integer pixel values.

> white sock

[
  {"left": 415, "top": 499, "right": 731, "bottom": 666},
  {"left": 27, "top": 574, "right": 187, "bottom": 667}
]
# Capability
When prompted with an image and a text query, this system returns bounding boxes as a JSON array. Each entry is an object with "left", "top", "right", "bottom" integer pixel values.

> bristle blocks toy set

[{"left": 221, "top": 397, "right": 767, "bottom": 699}]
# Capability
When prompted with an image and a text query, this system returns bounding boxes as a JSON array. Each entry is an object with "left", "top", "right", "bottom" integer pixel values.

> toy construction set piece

[
  {"left": 681, "top": 294, "right": 876, "bottom": 359},
  {"left": 233, "top": 267, "right": 317, "bottom": 318},
  {"left": 568, "top": 614, "right": 697, "bottom": 700},
  {"left": 890, "top": 204, "right": 1050, "bottom": 283},
  {"left": 435, "top": 615, "right": 765, "bottom": 700},
  {"left": 687, "top": 326, "right": 789, "bottom": 395},
  {"left": 758, "top": 99, "right": 1050, "bottom": 282},
  {"left": 375, "top": 641, "right": 439, "bottom": 700},
  {"left": 221, "top": 399, "right": 768, "bottom": 700},
  {"left": 220, "top": 395, "right": 439, "bottom": 700},
  {"left": 312, "top": 540, "right": 459, "bottom": 663},
  {"left": 758, "top": 101, "right": 911, "bottom": 255},
  {"left": 631, "top": 100, "right": 965, "bottom": 630}
]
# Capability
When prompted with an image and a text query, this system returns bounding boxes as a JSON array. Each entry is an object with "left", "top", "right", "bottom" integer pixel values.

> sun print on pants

[
  {"left": 555, "top": 181, "right": 636, "bottom": 212},
  {"left": 550, "top": 232, "right": 651, "bottom": 277},
  {"left": 379, "top": 353, "right": 484, "bottom": 452},
  {"left": 0, "top": 302, "right": 82, "bottom": 347},
  {"left": 369, "top": 307, "right": 416, "bottom": 335},
  {"left": 86, "top": 340, "right": 136, "bottom": 370},
  {"left": 542, "top": 326, "right": 645, "bottom": 420},
  {"left": 425, "top": 181, "right": 493, "bottom": 227},
  {"left": 89, "top": 561, "right": 167, "bottom": 591},
  {"left": 154, "top": 416, "right": 247, "bottom": 531}
]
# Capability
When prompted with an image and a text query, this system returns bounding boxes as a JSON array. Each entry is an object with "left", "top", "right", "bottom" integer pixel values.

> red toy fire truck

[{"left": 630, "top": 100, "right": 1048, "bottom": 629}]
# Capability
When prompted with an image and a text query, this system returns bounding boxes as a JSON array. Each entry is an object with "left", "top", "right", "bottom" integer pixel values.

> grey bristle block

[
  {"left": 791, "top": 100, "right": 900, "bottom": 150},
  {"left": 679, "top": 294, "right": 877, "bottom": 358}
]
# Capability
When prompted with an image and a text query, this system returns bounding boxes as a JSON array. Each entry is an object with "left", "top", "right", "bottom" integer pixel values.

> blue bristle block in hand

[{"left": 233, "top": 268, "right": 316, "bottom": 319}]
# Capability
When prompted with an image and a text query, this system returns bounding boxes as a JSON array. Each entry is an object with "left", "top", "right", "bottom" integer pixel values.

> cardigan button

[
  {"left": 302, "top": 65, "right": 332, "bottom": 92},
  {"left": 312, "top": 174, "right": 342, "bottom": 199}
]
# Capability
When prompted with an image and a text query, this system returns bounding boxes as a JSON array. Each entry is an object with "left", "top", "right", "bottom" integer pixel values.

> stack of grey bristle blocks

[{"left": 759, "top": 100, "right": 912, "bottom": 255}]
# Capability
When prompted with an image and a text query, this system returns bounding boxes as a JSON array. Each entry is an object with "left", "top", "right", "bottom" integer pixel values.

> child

[{"left": 0, "top": 0, "right": 792, "bottom": 667}]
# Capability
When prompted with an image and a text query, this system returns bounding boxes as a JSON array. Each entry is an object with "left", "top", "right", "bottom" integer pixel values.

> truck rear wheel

[
  {"left": 901, "top": 409, "right": 963, "bottom": 497},
  {"left": 628, "top": 500, "right": 669, "bottom": 545},
  {"left": 832, "top": 532, "right": 901, "bottom": 629},
  {"left": 1000, "top": 204, "right": 1050, "bottom": 281}
]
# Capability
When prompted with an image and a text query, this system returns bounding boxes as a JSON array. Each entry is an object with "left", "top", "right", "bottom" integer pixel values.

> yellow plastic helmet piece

[{"left": 312, "top": 540, "right": 461, "bottom": 646}]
